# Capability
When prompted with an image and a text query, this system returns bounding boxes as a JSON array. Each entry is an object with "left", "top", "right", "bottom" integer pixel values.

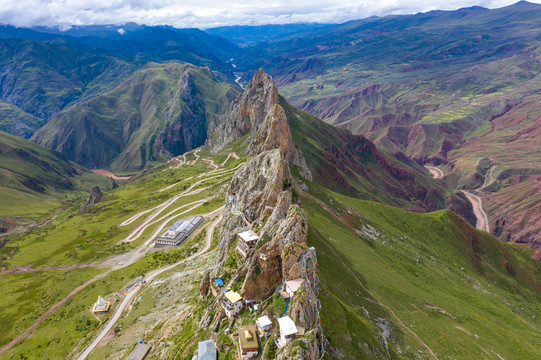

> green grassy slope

[
  {"left": 31, "top": 62, "right": 240, "bottom": 172},
  {"left": 0, "top": 131, "right": 106, "bottom": 218},
  {"left": 283, "top": 96, "right": 475, "bottom": 223},
  {"left": 234, "top": 2, "right": 541, "bottom": 250},
  {"left": 0, "top": 29, "right": 239, "bottom": 141},
  {"left": 301, "top": 183, "right": 541, "bottom": 359},
  {"left": 0, "top": 38, "right": 136, "bottom": 121},
  {"left": 0, "top": 101, "right": 45, "bottom": 139},
  {"left": 0, "top": 145, "right": 246, "bottom": 359},
  {"left": 236, "top": 2, "right": 541, "bottom": 162}
]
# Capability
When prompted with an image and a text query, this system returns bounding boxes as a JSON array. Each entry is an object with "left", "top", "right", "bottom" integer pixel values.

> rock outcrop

[
  {"left": 79, "top": 186, "right": 103, "bottom": 214},
  {"left": 207, "top": 70, "right": 314, "bottom": 285},
  {"left": 206, "top": 70, "right": 322, "bottom": 358},
  {"left": 207, "top": 69, "right": 279, "bottom": 152}
]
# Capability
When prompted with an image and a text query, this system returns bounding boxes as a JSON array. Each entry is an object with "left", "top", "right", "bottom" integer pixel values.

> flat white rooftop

[
  {"left": 257, "top": 315, "right": 272, "bottom": 328},
  {"left": 278, "top": 316, "right": 298, "bottom": 336},
  {"left": 238, "top": 230, "right": 259, "bottom": 242},
  {"left": 285, "top": 278, "right": 303, "bottom": 294}
]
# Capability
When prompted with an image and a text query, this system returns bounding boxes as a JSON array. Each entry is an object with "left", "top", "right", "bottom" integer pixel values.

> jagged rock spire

[
  {"left": 206, "top": 69, "right": 279, "bottom": 152},
  {"left": 206, "top": 69, "right": 311, "bottom": 179}
]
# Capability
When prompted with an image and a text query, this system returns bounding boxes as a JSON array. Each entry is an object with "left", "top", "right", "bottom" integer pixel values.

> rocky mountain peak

[
  {"left": 207, "top": 69, "right": 312, "bottom": 179},
  {"left": 206, "top": 71, "right": 320, "bottom": 352},
  {"left": 206, "top": 68, "right": 280, "bottom": 152}
]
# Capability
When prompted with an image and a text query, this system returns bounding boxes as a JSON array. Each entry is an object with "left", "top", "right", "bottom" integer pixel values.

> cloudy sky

[{"left": 0, "top": 0, "right": 539, "bottom": 29}]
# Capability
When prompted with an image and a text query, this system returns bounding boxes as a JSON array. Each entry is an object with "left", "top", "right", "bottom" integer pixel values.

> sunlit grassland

[
  {"left": 2, "top": 159, "right": 241, "bottom": 268},
  {"left": 302, "top": 183, "right": 541, "bottom": 359},
  {"left": 0, "top": 147, "right": 246, "bottom": 359}
]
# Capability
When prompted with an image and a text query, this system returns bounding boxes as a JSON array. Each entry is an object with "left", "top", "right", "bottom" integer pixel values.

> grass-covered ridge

[
  {"left": 300, "top": 182, "right": 541, "bottom": 359},
  {"left": 0, "top": 131, "right": 107, "bottom": 218},
  {"left": 31, "top": 62, "right": 240, "bottom": 172},
  {"left": 282, "top": 96, "right": 475, "bottom": 224}
]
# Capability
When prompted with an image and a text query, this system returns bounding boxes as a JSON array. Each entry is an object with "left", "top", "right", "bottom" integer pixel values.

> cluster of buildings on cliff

[{"left": 192, "top": 229, "right": 307, "bottom": 359}]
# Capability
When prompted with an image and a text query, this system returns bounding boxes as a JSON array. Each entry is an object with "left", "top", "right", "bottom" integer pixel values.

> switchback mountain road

[
  {"left": 75, "top": 208, "right": 224, "bottom": 360},
  {"left": 0, "top": 161, "right": 235, "bottom": 356}
]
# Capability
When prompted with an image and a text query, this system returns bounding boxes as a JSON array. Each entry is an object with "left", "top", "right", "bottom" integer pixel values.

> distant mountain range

[
  {"left": 0, "top": 1, "right": 539, "bottom": 249},
  {"left": 1, "top": 5, "right": 541, "bottom": 359},
  {"left": 228, "top": 1, "right": 541, "bottom": 250},
  {"left": 0, "top": 25, "right": 241, "bottom": 171}
]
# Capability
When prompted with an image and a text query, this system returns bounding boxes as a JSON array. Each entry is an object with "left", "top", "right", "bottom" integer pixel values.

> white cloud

[
  {"left": 0, "top": 0, "right": 538, "bottom": 28},
  {"left": 117, "top": 27, "right": 126, "bottom": 34}
]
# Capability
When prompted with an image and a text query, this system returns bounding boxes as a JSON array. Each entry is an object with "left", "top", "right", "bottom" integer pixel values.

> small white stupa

[{"left": 92, "top": 296, "right": 110, "bottom": 313}]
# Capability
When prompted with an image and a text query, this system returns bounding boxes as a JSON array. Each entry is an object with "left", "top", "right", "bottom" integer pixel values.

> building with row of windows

[
  {"left": 235, "top": 229, "right": 259, "bottom": 257},
  {"left": 155, "top": 216, "right": 204, "bottom": 246}
]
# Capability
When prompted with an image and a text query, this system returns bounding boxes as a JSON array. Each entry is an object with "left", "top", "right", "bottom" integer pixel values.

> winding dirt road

[
  {"left": 425, "top": 165, "right": 444, "bottom": 179},
  {"left": 425, "top": 165, "right": 490, "bottom": 233},
  {"left": 90, "top": 170, "right": 133, "bottom": 181},
  {"left": 481, "top": 165, "right": 496, "bottom": 189},
  {"left": 76, "top": 209, "right": 224, "bottom": 360},
  {"left": 202, "top": 158, "right": 219, "bottom": 169},
  {"left": 0, "top": 162, "right": 235, "bottom": 356},
  {"left": 461, "top": 191, "right": 490, "bottom": 232},
  {"left": 221, "top": 152, "right": 239, "bottom": 166}
]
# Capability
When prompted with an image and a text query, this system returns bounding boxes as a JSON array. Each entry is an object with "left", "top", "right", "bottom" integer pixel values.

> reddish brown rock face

[
  {"left": 207, "top": 70, "right": 315, "bottom": 307},
  {"left": 207, "top": 69, "right": 280, "bottom": 152}
]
